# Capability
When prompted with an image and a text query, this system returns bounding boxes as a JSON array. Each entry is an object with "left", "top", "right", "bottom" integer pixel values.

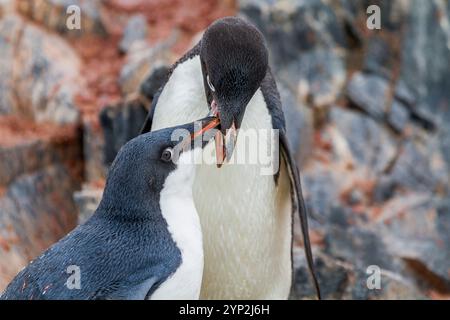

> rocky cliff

[{"left": 0, "top": 0, "right": 448, "bottom": 299}]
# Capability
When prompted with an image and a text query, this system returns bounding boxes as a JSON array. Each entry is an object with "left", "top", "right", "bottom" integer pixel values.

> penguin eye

[
  {"left": 207, "top": 75, "right": 215, "bottom": 92},
  {"left": 161, "top": 147, "right": 173, "bottom": 162}
]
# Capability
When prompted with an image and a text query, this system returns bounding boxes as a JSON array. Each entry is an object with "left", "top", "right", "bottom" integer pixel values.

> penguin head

[
  {"left": 200, "top": 16, "right": 269, "bottom": 166},
  {"left": 100, "top": 117, "right": 219, "bottom": 215}
]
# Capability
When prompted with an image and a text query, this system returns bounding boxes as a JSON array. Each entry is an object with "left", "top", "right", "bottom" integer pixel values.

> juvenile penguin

[
  {"left": 0, "top": 117, "right": 220, "bottom": 300},
  {"left": 140, "top": 17, "right": 321, "bottom": 299}
]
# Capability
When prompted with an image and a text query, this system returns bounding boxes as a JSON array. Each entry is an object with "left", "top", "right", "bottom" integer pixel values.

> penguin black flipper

[
  {"left": 261, "top": 69, "right": 321, "bottom": 300},
  {"left": 140, "top": 42, "right": 202, "bottom": 134},
  {"left": 0, "top": 217, "right": 173, "bottom": 300}
]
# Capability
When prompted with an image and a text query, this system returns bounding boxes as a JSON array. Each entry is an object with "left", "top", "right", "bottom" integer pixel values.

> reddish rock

[
  {"left": 17, "top": 0, "right": 107, "bottom": 36},
  {"left": 0, "top": 117, "right": 82, "bottom": 291},
  {"left": 0, "top": 15, "right": 83, "bottom": 124}
]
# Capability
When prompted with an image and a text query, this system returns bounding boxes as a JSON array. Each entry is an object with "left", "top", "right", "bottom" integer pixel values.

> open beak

[{"left": 208, "top": 100, "right": 239, "bottom": 168}]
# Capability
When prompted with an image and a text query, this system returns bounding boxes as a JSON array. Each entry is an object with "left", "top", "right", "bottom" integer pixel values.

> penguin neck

[{"left": 98, "top": 180, "right": 161, "bottom": 221}]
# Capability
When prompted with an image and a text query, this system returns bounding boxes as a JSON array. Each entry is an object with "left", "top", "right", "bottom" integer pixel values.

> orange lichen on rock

[
  {"left": 0, "top": 115, "right": 79, "bottom": 148},
  {"left": 71, "top": 35, "right": 124, "bottom": 123},
  {"left": 105, "top": 0, "right": 237, "bottom": 54}
]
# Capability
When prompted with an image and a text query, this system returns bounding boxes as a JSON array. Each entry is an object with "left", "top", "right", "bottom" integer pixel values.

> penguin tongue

[
  {"left": 208, "top": 100, "right": 226, "bottom": 168},
  {"left": 215, "top": 130, "right": 225, "bottom": 168}
]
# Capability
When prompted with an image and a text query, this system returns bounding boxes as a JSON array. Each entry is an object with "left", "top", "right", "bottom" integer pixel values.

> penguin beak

[
  {"left": 191, "top": 116, "right": 221, "bottom": 140},
  {"left": 208, "top": 100, "right": 240, "bottom": 168}
]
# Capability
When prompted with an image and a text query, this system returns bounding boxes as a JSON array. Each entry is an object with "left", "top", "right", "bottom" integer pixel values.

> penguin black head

[
  {"left": 100, "top": 116, "right": 220, "bottom": 215},
  {"left": 200, "top": 16, "right": 269, "bottom": 165}
]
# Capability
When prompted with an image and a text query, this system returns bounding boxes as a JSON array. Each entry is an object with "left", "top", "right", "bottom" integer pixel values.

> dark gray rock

[
  {"left": 372, "top": 175, "right": 397, "bottom": 203},
  {"left": 340, "top": 0, "right": 408, "bottom": 32},
  {"left": 73, "top": 186, "right": 102, "bottom": 224},
  {"left": 388, "top": 139, "right": 447, "bottom": 193},
  {"left": 375, "top": 195, "right": 450, "bottom": 290},
  {"left": 240, "top": 0, "right": 346, "bottom": 65},
  {"left": 347, "top": 72, "right": 388, "bottom": 120},
  {"left": 400, "top": 0, "right": 450, "bottom": 126},
  {"left": 302, "top": 165, "right": 340, "bottom": 221},
  {"left": 329, "top": 107, "right": 397, "bottom": 173},
  {"left": 82, "top": 120, "right": 106, "bottom": 183},
  {"left": 394, "top": 78, "right": 435, "bottom": 132},
  {"left": 347, "top": 188, "right": 365, "bottom": 206},
  {"left": 119, "top": 15, "right": 148, "bottom": 54},
  {"left": 388, "top": 100, "right": 410, "bottom": 133},
  {"left": 363, "top": 36, "right": 392, "bottom": 78},
  {"left": 291, "top": 250, "right": 350, "bottom": 300},
  {"left": 140, "top": 64, "right": 169, "bottom": 101},
  {"left": 100, "top": 100, "right": 148, "bottom": 166},
  {"left": 280, "top": 49, "right": 346, "bottom": 107},
  {"left": 394, "top": 80, "right": 418, "bottom": 109},
  {"left": 440, "top": 127, "right": 450, "bottom": 169},
  {"left": 325, "top": 226, "right": 396, "bottom": 271},
  {"left": 291, "top": 247, "right": 426, "bottom": 300},
  {"left": 277, "top": 81, "right": 313, "bottom": 165},
  {"left": 0, "top": 164, "right": 80, "bottom": 289},
  {"left": 347, "top": 72, "right": 411, "bottom": 133},
  {"left": 240, "top": 0, "right": 346, "bottom": 107}
]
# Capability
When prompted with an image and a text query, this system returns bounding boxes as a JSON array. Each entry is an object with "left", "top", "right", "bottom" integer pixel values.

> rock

[
  {"left": 347, "top": 72, "right": 412, "bottom": 133},
  {"left": 325, "top": 225, "right": 396, "bottom": 270},
  {"left": 82, "top": 119, "right": 106, "bottom": 183},
  {"left": 240, "top": 0, "right": 346, "bottom": 107},
  {"left": 363, "top": 36, "right": 392, "bottom": 78},
  {"left": 291, "top": 249, "right": 350, "bottom": 300},
  {"left": 372, "top": 175, "right": 397, "bottom": 203},
  {"left": 388, "top": 139, "right": 448, "bottom": 193},
  {"left": 329, "top": 107, "right": 397, "bottom": 174},
  {"left": 440, "top": 127, "right": 450, "bottom": 169},
  {"left": 395, "top": 79, "right": 435, "bottom": 131},
  {"left": 347, "top": 72, "right": 388, "bottom": 120},
  {"left": 282, "top": 49, "right": 346, "bottom": 107},
  {"left": 100, "top": 99, "right": 148, "bottom": 166},
  {"left": 0, "top": 15, "right": 23, "bottom": 115},
  {"left": 0, "top": 116, "right": 82, "bottom": 291},
  {"left": 400, "top": 0, "right": 450, "bottom": 125},
  {"left": 394, "top": 80, "right": 417, "bottom": 109},
  {"left": 139, "top": 64, "right": 169, "bottom": 101},
  {"left": 240, "top": 0, "right": 346, "bottom": 63},
  {"left": 291, "top": 247, "right": 426, "bottom": 300},
  {"left": 302, "top": 164, "right": 345, "bottom": 225},
  {"left": 347, "top": 188, "right": 365, "bottom": 205},
  {"left": 388, "top": 100, "right": 409, "bottom": 133},
  {"left": 17, "top": 0, "right": 107, "bottom": 36},
  {"left": 0, "top": 0, "right": 13, "bottom": 18},
  {"left": 0, "top": 117, "right": 83, "bottom": 186},
  {"left": 0, "top": 15, "right": 82, "bottom": 124},
  {"left": 0, "top": 164, "right": 81, "bottom": 291},
  {"left": 119, "top": 41, "right": 173, "bottom": 96},
  {"left": 277, "top": 81, "right": 313, "bottom": 165},
  {"left": 375, "top": 195, "right": 450, "bottom": 288},
  {"left": 119, "top": 14, "right": 148, "bottom": 54},
  {"left": 339, "top": 0, "right": 409, "bottom": 32},
  {"left": 73, "top": 185, "right": 103, "bottom": 224},
  {"left": 349, "top": 268, "right": 426, "bottom": 300}
]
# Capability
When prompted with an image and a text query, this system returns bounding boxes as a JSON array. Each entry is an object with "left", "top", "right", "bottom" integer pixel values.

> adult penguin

[
  {"left": 1, "top": 117, "right": 220, "bottom": 300},
  {"left": 141, "top": 17, "right": 321, "bottom": 299}
]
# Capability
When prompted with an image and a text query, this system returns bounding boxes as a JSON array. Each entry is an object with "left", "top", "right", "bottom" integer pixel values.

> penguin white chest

[
  {"left": 152, "top": 56, "right": 292, "bottom": 299},
  {"left": 150, "top": 151, "right": 204, "bottom": 300}
]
